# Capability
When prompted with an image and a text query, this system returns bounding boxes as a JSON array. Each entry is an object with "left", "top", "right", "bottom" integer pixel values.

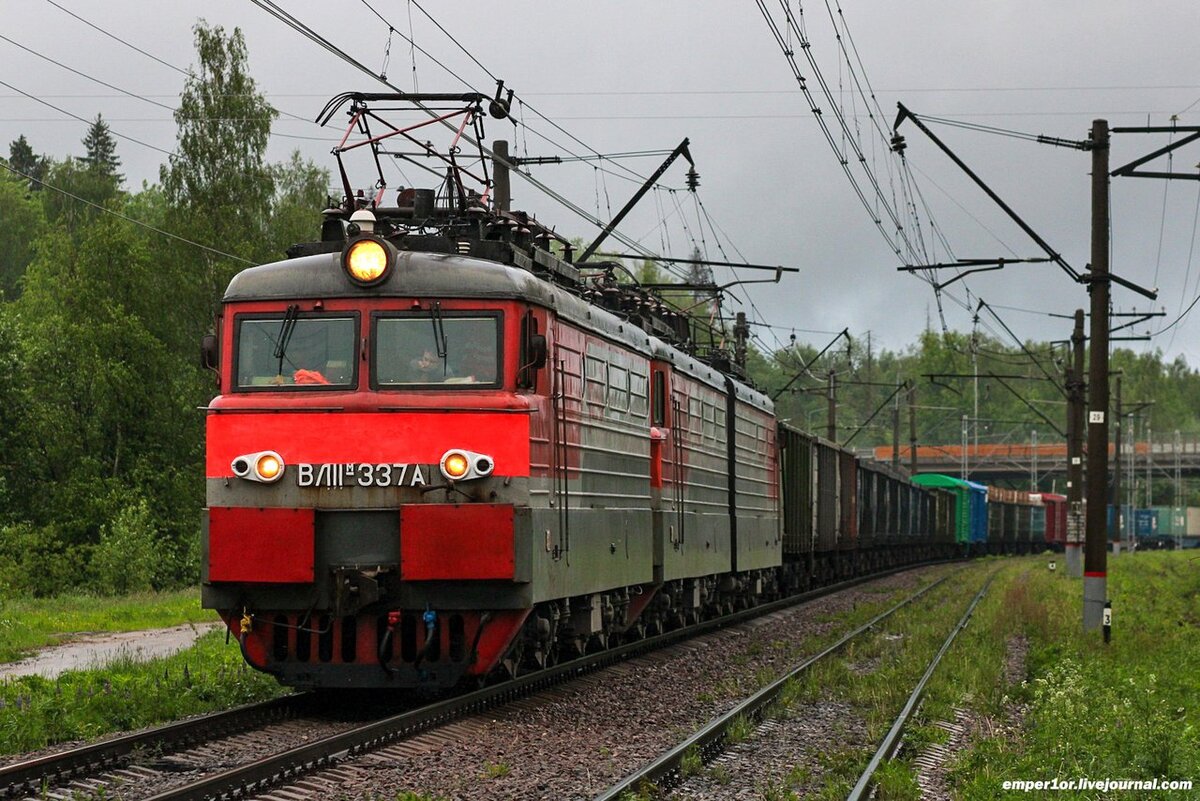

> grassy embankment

[
  {"left": 0, "top": 589, "right": 210, "bottom": 663},
  {"left": 0, "top": 629, "right": 283, "bottom": 755},
  {"left": 941, "top": 550, "right": 1200, "bottom": 799},
  {"left": 0, "top": 589, "right": 283, "bottom": 755},
  {"left": 736, "top": 552, "right": 1198, "bottom": 800}
]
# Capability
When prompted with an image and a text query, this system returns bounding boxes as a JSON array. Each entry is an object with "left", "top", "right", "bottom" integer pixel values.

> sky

[{"left": 3, "top": 1, "right": 1199, "bottom": 368}]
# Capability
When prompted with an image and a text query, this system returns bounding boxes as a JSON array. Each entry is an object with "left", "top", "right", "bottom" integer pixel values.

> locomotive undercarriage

[{"left": 218, "top": 539, "right": 958, "bottom": 690}]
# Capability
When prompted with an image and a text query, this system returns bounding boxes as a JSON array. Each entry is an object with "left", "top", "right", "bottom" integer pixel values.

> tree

[
  {"left": 0, "top": 168, "right": 44, "bottom": 298},
  {"left": 7, "top": 134, "right": 47, "bottom": 189},
  {"left": 161, "top": 21, "right": 277, "bottom": 344},
  {"left": 267, "top": 150, "right": 330, "bottom": 257},
  {"left": 3, "top": 212, "right": 202, "bottom": 584},
  {"left": 80, "top": 114, "right": 123, "bottom": 184},
  {"left": 39, "top": 158, "right": 121, "bottom": 238}
]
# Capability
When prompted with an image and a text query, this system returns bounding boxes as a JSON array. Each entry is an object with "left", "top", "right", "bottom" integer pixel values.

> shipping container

[{"left": 913, "top": 474, "right": 987, "bottom": 546}]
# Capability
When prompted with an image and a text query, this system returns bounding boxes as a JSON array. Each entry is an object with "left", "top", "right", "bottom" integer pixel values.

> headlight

[
  {"left": 232, "top": 451, "right": 286, "bottom": 483},
  {"left": 343, "top": 237, "right": 392, "bottom": 285},
  {"left": 439, "top": 449, "right": 495, "bottom": 482},
  {"left": 255, "top": 453, "right": 283, "bottom": 482}
]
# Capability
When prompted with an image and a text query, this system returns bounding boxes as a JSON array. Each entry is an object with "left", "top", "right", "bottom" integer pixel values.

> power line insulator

[
  {"left": 686, "top": 167, "right": 700, "bottom": 191},
  {"left": 490, "top": 80, "right": 514, "bottom": 120},
  {"left": 890, "top": 133, "right": 906, "bottom": 154}
]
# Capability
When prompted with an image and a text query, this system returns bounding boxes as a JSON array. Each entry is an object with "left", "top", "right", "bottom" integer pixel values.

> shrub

[
  {"left": 90, "top": 498, "right": 160, "bottom": 594},
  {"left": 0, "top": 522, "right": 81, "bottom": 597}
]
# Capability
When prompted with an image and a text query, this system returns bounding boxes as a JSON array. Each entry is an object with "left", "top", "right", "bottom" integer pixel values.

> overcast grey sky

[{"left": 3, "top": 1, "right": 1199, "bottom": 366}]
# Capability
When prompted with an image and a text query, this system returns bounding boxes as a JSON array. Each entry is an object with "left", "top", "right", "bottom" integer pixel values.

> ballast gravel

[{"left": 248, "top": 564, "right": 951, "bottom": 801}]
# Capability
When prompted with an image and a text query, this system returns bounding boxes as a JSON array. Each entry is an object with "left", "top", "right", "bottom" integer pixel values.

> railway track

[
  {"left": 1, "top": 561, "right": 957, "bottom": 801},
  {"left": 0, "top": 695, "right": 313, "bottom": 799},
  {"left": 593, "top": 567, "right": 974, "bottom": 800},
  {"left": 846, "top": 569, "right": 996, "bottom": 801}
]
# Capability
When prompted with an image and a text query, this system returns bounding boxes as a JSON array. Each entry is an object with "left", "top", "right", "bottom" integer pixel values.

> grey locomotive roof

[
  {"left": 224, "top": 248, "right": 773, "bottom": 415},
  {"left": 224, "top": 250, "right": 561, "bottom": 307}
]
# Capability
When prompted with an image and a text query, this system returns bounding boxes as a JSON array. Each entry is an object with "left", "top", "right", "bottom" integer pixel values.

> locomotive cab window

[
  {"left": 373, "top": 312, "right": 501, "bottom": 387},
  {"left": 234, "top": 313, "right": 358, "bottom": 390}
]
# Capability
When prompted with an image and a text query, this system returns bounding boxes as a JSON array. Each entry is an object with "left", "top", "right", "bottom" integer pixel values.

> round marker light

[
  {"left": 254, "top": 452, "right": 284, "bottom": 483},
  {"left": 441, "top": 451, "right": 470, "bottom": 481},
  {"left": 344, "top": 238, "right": 390, "bottom": 284}
]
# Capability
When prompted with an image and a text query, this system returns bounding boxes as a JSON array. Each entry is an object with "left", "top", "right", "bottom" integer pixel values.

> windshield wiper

[
  {"left": 430, "top": 302, "right": 449, "bottom": 376},
  {"left": 274, "top": 304, "right": 300, "bottom": 378}
]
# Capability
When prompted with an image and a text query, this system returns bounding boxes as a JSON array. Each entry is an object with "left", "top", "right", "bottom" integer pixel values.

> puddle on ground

[{"left": 0, "top": 622, "right": 224, "bottom": 681}]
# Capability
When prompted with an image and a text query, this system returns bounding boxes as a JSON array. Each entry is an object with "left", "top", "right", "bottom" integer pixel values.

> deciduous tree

[{"left": 160, "top": 21, "right": 277, "bottom": 342}]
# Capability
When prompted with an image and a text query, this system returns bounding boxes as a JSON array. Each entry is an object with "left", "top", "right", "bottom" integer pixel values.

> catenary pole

[{"left": 1084, "top": 119, "right": 1110, "bottom": 632}]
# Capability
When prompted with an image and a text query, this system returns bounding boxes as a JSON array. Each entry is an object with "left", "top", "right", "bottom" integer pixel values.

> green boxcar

[{"left": 912, "top": 474, "right": 972, "bottom": 544}]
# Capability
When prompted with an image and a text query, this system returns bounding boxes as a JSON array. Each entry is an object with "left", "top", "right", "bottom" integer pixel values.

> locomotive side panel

[
  {"left": 654, "top": 363, "right": 733, "bottom": 581},
  {"left": 668, "top": 371, "right": 734, "bottom": 571},
  {"left": 527, "top": 318, "right": 655, "bottom": 601}
]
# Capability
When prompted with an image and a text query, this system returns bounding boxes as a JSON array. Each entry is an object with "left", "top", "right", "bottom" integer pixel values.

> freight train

[{"left": 199, "top": 92, "right": 1048, "bottom": 690}]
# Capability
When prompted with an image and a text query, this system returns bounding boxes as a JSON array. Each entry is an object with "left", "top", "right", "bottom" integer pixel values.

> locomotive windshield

[
  {"left": 234, "top": 315, "right": 357, "bottom": 389},
  {"left": 373, "top": 313, "right": 500, "bottom": 387}
]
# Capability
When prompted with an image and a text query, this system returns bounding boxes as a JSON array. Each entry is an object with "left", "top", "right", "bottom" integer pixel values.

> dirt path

[{"left": 0, "top": 622, "right": 223, "bottom": 681}]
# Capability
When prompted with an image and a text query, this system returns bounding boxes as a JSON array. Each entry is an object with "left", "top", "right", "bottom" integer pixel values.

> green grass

[
  {"left": 0, "top": 630, "right": 282, "bottom": 754},
  {"left": 725, "top": 713, "right": 754, "bottom": 744},
  {"left": 679, "top": 744, "right": 703, "bottom": 777},
  {"left": 0, "top": 588, "right": 211, "bottom": 663},
  {"left": 767, "top": 561, "right": 1003, "bottom": 800},
  {"left": 943, "top": 551, "right": 1200, "bottom": 799}
]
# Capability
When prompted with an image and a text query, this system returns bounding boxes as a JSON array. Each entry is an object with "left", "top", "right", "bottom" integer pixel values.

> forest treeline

[{"left": 1, "top": 24, "right": 1197, "bottom": 597}]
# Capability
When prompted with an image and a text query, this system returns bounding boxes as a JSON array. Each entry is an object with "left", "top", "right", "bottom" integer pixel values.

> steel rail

[
  {"left": 0, "top": 694, "right": 308, "bottom": 798},
  {"left": 137, "top": 559, "right": 959, "bottom": 801},
  {"left": 593, "top": 568, "right": 961, "bottom": 801},
  {"left": 846, "top": 568, "right": 998, "bottom": 801}
]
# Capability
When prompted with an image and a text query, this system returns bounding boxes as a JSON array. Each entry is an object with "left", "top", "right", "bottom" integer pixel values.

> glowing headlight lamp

[
  {"left": 342, "top": 236, "right": 394, "bottom": 286},
  {"left": 231, "top": 451, "right": 286, "bottom": 483},
  {"left": 439, "top": 449, "right": 495, "bottom": 482}
]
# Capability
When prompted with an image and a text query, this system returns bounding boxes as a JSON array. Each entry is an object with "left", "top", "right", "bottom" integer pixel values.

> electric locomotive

[{"left": 200, "top": 92, "right": 787, "bottom": 689}]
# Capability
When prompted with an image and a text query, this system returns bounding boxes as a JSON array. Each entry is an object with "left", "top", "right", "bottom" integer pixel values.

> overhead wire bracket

[
  {"left": 1110, "top": 124, "right": 1200, "bottom": 180},
  {"left": 898, "top": 257, "right": 1052, "bottom": 290},
  {"left": 578, "top": 138, "right": 695, "bottom": 263},
  {"left": 892, "top": 102, "right": 1081, "bottom": 283}
]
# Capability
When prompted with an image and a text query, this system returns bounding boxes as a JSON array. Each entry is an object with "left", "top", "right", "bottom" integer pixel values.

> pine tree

[
  {"left": 7, "top": 134, "right": 48, "bottom": 189},
  {"left": 80, "top": 114, "right": 123, "bottom": 183}
]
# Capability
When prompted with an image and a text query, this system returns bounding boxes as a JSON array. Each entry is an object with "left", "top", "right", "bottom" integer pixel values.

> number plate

[{"left": 296, "top": 463, "right": 430, "bottom": 488}]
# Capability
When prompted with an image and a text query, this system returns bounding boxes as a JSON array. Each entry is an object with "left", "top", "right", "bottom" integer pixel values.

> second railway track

[{"left": 596, "top": 566, "right": 976, "bottom": 800}]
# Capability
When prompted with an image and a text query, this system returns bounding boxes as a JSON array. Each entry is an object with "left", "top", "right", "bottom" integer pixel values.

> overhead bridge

[{"left": 866, "top": 436, "right": 1200, "bottom": 485}]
